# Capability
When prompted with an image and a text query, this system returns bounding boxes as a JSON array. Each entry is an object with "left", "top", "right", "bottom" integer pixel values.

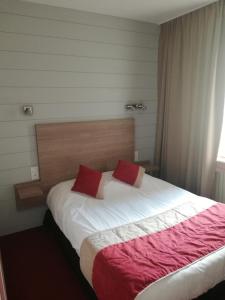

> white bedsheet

[{"left": 47, "top": 173, "right": 225, "bottom": 300}]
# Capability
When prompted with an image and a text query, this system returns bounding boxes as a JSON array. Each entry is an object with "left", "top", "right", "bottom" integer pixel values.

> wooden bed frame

[
  {"left": 36, "top": 118, "right": 134, "bottom": 193},
  {"left": 15, "top": 118, "right": 134, "bottom": 208}
]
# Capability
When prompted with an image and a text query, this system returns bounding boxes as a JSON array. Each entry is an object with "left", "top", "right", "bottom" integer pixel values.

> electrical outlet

[
  {"left": 31, "top": 166, "right": 39, "bottom": 180},
  {"left": 134, "top": 150, "right": 139, "bottom": 162}
]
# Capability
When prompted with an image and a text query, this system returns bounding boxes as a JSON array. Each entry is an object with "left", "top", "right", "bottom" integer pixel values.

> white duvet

[{"left": 47, "top": 172, "right": 225, "bottom": 300}]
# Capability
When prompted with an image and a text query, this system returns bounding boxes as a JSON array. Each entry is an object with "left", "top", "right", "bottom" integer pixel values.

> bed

[
  {"left": 35, "top": 119, "right": 225, "bottom": 300},
  {"left": 46, "top": 172, "right": 225, "bottom": 300}
]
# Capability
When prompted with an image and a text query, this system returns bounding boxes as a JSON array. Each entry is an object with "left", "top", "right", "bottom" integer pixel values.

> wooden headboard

[{"left": 36, "top": 118, "right": 134, "bottom": 192}]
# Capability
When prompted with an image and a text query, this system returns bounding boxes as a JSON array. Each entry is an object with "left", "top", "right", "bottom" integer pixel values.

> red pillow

[
  {"left": 71, "top": 165, "right": 104, "bottom": 199},
  {"left": 113, "top": 160, "right": 145, "bottom": 187}
]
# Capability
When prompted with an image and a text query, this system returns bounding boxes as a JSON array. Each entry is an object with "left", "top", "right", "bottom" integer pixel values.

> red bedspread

[{"left": 92, "top": 204, "right": 225, "bottom": 300}]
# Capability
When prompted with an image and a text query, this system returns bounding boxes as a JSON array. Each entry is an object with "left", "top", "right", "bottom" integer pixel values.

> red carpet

[{"left": 0, "top": 227, "right": 95, "bottom": 300}]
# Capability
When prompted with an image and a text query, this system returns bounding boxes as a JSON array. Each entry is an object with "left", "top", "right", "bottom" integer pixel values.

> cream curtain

[{"left": 155, "top": 0, "right": 225, "bottom": 198}]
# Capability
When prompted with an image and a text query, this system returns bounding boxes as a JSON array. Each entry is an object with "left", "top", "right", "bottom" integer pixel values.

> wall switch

[
  {"left": 31, "top": 166, "right": 39, "bottom": 180},
  {"left": 134, "top": 150, "right": 139, "bottom": 162}
]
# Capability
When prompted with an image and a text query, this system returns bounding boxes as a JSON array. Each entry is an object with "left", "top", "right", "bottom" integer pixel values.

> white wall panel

[
  {"left": 0, "top": 151, "right": 37, "bottom": 171},
  {"left": 0, "top": 0, "right": 159, "bottom": 34},
  {"left": 0, "top": 70, "right": 155, "bottom": 88},
  {"left": 0, "top": 32, "right": 156, "bottom": 62},
  {"left": 0, "top": 136, "right": 36, "bottom": 155},
  {"left": 0, "top": 52, "right": 157, "bottom": 75},
  {"left": 0, "top": 0, "right": 159, "bottom": 235},
  {"left": 0, "top": 13, "right": 158, "bottom": 48},
  {"left": 0, "top": 87, "right": 157, "bottom": 104}
]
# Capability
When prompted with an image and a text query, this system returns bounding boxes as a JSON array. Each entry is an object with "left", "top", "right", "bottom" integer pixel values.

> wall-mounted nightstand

[
  {"left": 14, "top": 181, "right": 45, "bottom": 209},
  {"left": 137, "top": 160, "right": 160, "bottom": 177}
]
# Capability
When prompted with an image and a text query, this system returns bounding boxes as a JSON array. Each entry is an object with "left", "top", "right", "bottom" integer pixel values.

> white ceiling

[{"left": 24, "top": 0, "right": 218, "bottom": 24}]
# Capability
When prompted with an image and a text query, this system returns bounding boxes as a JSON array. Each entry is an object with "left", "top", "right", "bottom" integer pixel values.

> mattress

[{"left": 47, "top": 172, "right": 225, "bottom": 300}]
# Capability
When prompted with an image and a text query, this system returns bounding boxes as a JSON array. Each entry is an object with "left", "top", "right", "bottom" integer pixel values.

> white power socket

[
  {"left": 134, "top": 150, "right": 139, "bottom": 162},
  {"left": 31, "top": 166, "right": 39, "bottom": 180}
]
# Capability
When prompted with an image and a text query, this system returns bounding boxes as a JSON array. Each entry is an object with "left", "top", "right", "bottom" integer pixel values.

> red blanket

[{"left": 92, "top": 204, "right": 225, "bottom": 300}]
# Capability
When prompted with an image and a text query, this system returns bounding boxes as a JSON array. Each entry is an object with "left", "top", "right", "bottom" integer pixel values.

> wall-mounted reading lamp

[
  {"left": 23, "top": 105, "right": 33, "bottom": 116},
  {"left": 125, "top": 103, "right": 147, "bottom": 111}
]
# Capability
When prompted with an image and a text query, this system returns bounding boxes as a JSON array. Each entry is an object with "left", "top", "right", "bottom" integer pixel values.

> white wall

[{"left": 0, "top": 0, "right": 159, "bottom": 235}]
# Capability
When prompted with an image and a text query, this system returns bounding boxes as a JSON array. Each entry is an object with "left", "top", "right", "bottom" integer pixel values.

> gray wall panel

[{"left": 0, "top": 0, "right": 159, "bottom": 235}]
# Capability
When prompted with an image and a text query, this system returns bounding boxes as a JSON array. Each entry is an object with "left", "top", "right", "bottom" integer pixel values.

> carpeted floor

[
  {"left": 0, "top": 227, "right": 94, "bottom": 300},
  {"left": 1, "top": 226, "right": 225, "bottom": 300}
]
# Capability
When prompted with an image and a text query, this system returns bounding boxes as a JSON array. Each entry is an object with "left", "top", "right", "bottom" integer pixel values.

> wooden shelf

[
  {"left": 15, "top": 181, "right": 45, "bottom": 209},
  {"left": 137, "top": 160, "right": 160, "bottom": 176}
]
